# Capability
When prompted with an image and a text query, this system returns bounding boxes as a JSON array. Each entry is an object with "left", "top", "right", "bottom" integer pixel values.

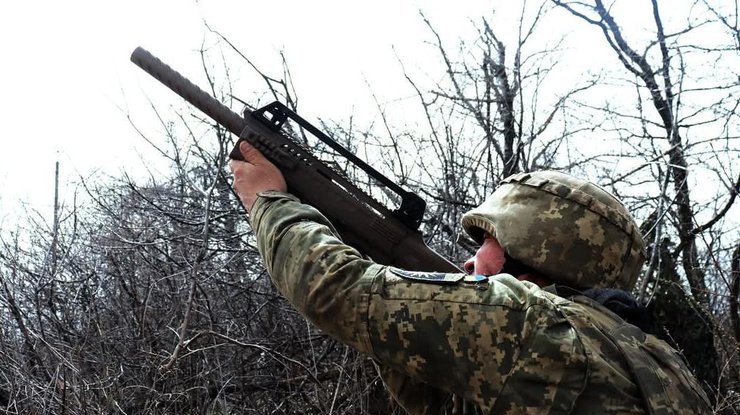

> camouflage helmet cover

[{"left": 461, "top": 171, "right": 646, "bottom": 290}]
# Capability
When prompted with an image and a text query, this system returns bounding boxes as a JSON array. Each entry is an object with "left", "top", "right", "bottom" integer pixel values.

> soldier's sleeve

[
  {"left": 250, "top": 191, "right": 379, "bottom": 353},
  {"left": 250, "top": 192, "right": 587, "bottom": 411}
]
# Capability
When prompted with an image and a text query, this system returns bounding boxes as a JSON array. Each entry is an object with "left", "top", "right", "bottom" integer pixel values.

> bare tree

[
  {"left": 351, "top": 2, "right": 602, "bottom": 265},
  {"left": 552, "top": 0, "right": 739, "bottom": 406}
]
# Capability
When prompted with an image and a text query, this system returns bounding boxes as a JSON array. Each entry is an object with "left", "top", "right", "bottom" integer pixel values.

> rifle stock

[{"left": 130, "top": 47, "right": 460, "bottom": 273}]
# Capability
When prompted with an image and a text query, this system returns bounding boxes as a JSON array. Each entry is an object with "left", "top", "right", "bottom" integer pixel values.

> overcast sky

[
  {"left": 2, "top": 1, "right": 528, "bottom": 221},
  {"left": 2, "top": 0, "right": 689, "bottom": 230}
]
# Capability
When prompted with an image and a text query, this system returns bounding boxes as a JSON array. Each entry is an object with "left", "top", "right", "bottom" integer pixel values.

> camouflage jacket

[{"left": 250, "top": 192, "right": 712, "bottom": 414}]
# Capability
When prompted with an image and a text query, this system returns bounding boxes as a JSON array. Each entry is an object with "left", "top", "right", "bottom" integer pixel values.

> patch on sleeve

[
  {"left": 463, "top": 274, "right": 489, "bottom": 283},
  {"left": 387, "top": 267, "right": 464, "bottom": 284}
]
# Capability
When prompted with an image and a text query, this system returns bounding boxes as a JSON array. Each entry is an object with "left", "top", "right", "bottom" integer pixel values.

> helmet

[{"left": 461, "top": 171, "right": 646, "bottom": 290}]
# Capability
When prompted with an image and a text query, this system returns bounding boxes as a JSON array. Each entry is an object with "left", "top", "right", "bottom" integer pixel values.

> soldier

[{"left": 230, "top": 141, "right": 712, "bottom": 414}]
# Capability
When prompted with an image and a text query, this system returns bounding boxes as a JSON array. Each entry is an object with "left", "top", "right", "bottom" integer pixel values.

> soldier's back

[{"left": 556, "top": 293, "right": 712, "bottom": 414}]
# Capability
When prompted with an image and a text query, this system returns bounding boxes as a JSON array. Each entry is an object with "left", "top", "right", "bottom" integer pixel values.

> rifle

[{"left": 130, "top": 47, "right": 459, "bottom": 273}]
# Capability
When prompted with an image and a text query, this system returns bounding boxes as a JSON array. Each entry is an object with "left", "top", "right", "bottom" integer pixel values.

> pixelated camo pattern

[{"left": 250, "top": 191, "right": 710, "bottom": 414}]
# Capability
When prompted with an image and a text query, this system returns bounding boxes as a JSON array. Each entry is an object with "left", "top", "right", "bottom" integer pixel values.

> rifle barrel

[{"left": 130, "top": 47, "right": 245, "bottom": 134}]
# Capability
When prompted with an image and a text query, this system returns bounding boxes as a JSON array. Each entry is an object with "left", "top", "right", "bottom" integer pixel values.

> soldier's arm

[
  {"left": 250, "top": 191, "right": 380, "bottom": 353},
  {"left": 250, "top": 193, "right": 587, "bottom": 410}
]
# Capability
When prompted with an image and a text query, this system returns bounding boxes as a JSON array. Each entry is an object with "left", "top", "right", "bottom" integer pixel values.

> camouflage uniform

[{"left": 249, "top": 172, "right": 711, "bottom": 414}]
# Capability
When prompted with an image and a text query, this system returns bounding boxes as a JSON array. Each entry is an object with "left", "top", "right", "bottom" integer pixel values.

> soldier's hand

[{"left": 229, "top": 141, "right": 287, "bottom": 213}]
